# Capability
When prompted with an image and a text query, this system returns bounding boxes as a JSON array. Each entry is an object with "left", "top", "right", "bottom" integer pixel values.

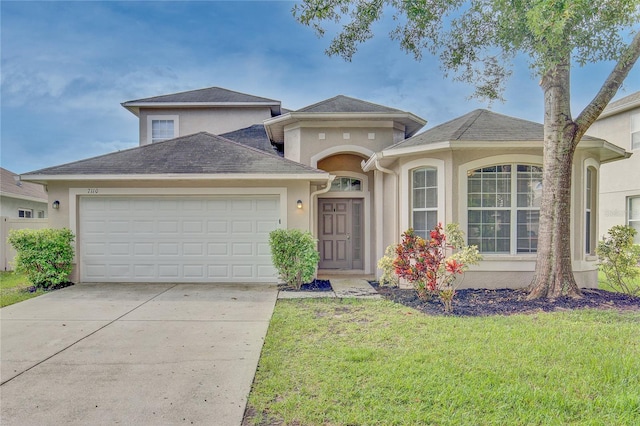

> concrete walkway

[
  {"left": 278, "top": 278, "right": 380, "bottom": 299},
  {"left": 0, "top": 282, "right": 278, "bottom": 426}
]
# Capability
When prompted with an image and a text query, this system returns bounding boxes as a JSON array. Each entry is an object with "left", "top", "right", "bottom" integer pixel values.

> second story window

[
  {"left": 147, "top": 115, "right": 179, "bottom": 144},
  {"left": 152, "top": 120, "right": 175, "bottom": 143}
]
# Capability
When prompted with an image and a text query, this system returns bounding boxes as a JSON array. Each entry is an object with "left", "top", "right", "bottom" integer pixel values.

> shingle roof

[
  {"left": 220, "top": 125, "right": 280, "bottom": 156},
  {"left": 388, "top": 109, "right": 602, "bottom": 150},
  {"left": 600, "top": 91, "right": 640, "bottom": 118},
  {"left": 297, "top": 95, "right": 404, "bottom": 113},
  {"left": 123, "top": 86, "right": 280, "bottom": 105},
  {"left": 1, "top": 167, "right": 48, "bottom": 201},
  {"left": 22, "top": 132, "right": 324, "bottom": 176}
]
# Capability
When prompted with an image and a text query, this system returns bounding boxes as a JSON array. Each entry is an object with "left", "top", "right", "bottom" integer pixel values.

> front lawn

[
  {"left": 246, "top": 298, "right": 640, "bottom": 425},
  {"left": 0, "top": 271, "right": 43, "bottom": 308}
]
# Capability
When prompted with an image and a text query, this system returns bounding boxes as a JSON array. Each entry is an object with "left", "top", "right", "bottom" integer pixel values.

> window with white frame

[
  {"left": 330, "top": 177, "right": 362, "bottom": 192},
  {"left": 467, "top": 164, "right": 542, "bottom": 254},
  {"left": 585, "top": 167, "right": 597, "bottom": 254},
  {"left": 147, "top": 115, "right": 178, "bottom": 143},
  {"left": 37, "top": 210, "right": 45, "bottom": 218},
  {"left": 18, "top": 208, "right": 33, "bottom": 218},
  {"left": 412, "top": 167, "right": 438, "bottom": 239},
  {"left": 152, "top": 120, "right": 175, "bottom": 143},
  {"left": 629, "top": 196, "right": 640, "bottom": 244},
  {"left": 632, "top": 113, "right": 640, "bottom": 150}
]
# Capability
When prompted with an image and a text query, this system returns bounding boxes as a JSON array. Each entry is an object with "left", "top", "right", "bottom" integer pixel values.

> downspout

[
  {"left": 309, "top": 175, "right": 336, "bottom": 239},
  {"left": 374, "top": 157, "right": 399, "bottom": 240}
]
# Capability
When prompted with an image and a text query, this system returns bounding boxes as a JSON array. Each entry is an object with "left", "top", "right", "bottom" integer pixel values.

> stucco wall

[
  {"left": 46, "top": 179, "right": 313, "bottom": 282},
  {"left": 374, "top": 146, "right": 601, "bottom": 285},
  {"left": 138, "top": 107, "right": 273, "bottom": 145},
  {"left": 0, "top": 196, "right": 48, "bottom": 218},
  {"left": 587, "top": 107, "right": 640, "bottom": 240}
]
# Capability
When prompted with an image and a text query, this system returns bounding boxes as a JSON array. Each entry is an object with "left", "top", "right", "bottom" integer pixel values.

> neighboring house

[
  {"left": 1, "top": 167, "right": 48, "bottom": 218},
  {"left": 1, "top": 167, "right": 49, "bottom": 271},
  {"left": 585, "top": 91, "right": 640, "bottom": 244},
  {"left": 21, "top": 87, "right": 629, "bottom": 287}
]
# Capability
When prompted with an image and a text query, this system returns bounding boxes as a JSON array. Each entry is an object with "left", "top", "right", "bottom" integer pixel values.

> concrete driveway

[{"left": 0, "top": 282, "right": 278, "bottom": 425}]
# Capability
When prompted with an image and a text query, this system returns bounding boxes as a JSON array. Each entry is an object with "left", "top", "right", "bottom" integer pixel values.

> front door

[{"left": 318, "top": 198, "right": 363, "bottom": 270}]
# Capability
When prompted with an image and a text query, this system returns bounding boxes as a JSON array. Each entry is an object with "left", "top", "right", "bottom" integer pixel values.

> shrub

[
  {"left": 393, "top": 223, "right": 481, "bottom": 312},
  {"left": 377, "top": 244, "right": 399, "bottom": 287},
  {"left": 8, "top": 228, "right": 75, "bottom": 289},
  {"left": 269, "top": 229, "right": 320, "bottom": 290},
  {"left": 596, "top": 225, "right": 640, "bottom": 296}
]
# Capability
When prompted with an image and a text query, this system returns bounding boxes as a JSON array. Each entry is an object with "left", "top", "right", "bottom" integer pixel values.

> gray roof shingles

[
  {"left": 297, "top": 95, "right": 404, "bottom": 114},
  {"left": 123, "top": 87, "right": 280, "bottom": 105},
  {"left": 389, "top": 109, "right": 603, "bottom": 149},
  {"left": 1, "top": 167, "right": 48, "bottom": 200},
  {"left": 220, "top": 125, "right": 280, "bottom": 156},
  {"left": 23, "top": 133, "right": 324, "bottom": 176}
]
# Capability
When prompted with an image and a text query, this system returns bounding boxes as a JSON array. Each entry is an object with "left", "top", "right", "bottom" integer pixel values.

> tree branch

[{"left": 575, "top": 31, "right": 640, "bottom": 133}]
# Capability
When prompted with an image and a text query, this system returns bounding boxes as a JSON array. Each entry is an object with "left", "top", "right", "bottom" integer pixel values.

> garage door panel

[{"left": 80, "top": 196, "right": 280, "bottom": 282}]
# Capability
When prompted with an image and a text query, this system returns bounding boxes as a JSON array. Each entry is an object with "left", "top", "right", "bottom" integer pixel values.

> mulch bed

[
  {"left": 278, "top": 279, "right": 332, "bottom": 292},
  {"left": 373, "top": 284, "right": 640, "bottom": 316},
  {"left": 26, "top": 282, "right": 75, "bottom": 293}
]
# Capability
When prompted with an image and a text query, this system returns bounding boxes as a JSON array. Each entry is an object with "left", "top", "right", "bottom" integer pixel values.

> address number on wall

[{"left": 87, "top": 188, "right": 99, "bottom": 194}]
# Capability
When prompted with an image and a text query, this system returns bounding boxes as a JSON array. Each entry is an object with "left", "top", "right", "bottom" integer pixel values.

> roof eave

[
  {"left": 0, "top": 191, "right": 48, "bottom": 203},
  {"left": 20, "top": 172, "right": 331, "bottom": 184}
]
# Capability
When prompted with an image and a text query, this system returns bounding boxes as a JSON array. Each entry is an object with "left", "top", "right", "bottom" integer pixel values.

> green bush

[
  {"left": 269, "top": 229, "right": 320, "bottom": 290},
  {"left": 8, "top": 228, "right": 75, "bottom": 289},
  {"left": 377, "top": 244, "right": 399, "bottom": 287},
  {"left": 596, "top": 225, "right": 640, "bottom": 296}
]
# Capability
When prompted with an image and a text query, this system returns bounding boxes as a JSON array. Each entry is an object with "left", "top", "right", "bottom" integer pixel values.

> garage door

[{"left": 79, "top": 196, "right": 280, "bottom": 282}]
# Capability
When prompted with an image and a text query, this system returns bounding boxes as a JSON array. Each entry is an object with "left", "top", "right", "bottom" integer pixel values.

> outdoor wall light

[
  {"left": 297, "top": 200, "right": 303, "bottom": 209},
  {"left": 52, "top": 200, "right": 60, "bottom": 210}
]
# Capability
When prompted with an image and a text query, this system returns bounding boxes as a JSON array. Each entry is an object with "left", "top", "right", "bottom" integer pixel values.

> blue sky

[{"left": 2, "top": 1, "right": 639, "bottom": 174}]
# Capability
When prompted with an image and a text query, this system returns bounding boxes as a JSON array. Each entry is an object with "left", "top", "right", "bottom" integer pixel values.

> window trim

[
  {"left": 18, "top": 208, "right": 33, "bottom": 218},
  {"left": 146, "top": 115, "right": 179, "bottom": 144},
  {"left": 631, "top": 112, "right": 640, "bottom": 151},
  {"left": 400, "top": 158, "right": 446, "bottom": 236},
  {"left": 458, "top": 154, "right": 543, "bottom": 257},
  {"left": 628, "top": 195, "right": 640, "bottom": 245},
  {"left": 584, "top": 161, "right": 598, "bottom": 256},
  {"left": 411, "top": 166, "right": 439, "bottom": 238}
]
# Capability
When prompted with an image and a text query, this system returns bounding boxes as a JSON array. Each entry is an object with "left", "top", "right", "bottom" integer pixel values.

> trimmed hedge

[{"left": 269, "top": 229, "right": 319, "bottom": 290}]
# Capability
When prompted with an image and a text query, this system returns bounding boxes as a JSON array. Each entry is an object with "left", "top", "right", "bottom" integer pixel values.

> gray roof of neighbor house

[
  {"left": 0, "top": 167, "right": 48, "bottom": 202},
  {"left": 122, "top": 87, "right": 282, "bottom": 116},
  {"left": 21, "top": 132, "right": 326, "bottom": 179},
  {"left": 220, "top": 125, "right": 280, "bottom": 156},
  {"left": 599, "top": 91, "right": 640, "bottom": 118},
  {"left": 264, "top": 95, "right": 426, "bottom": 143},
  {"left": 388, "top": 109, "right": 604, "bottom": 150}
]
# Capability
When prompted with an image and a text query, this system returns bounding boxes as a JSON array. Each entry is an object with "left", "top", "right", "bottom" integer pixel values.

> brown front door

[{"left": 318, "top": 198, "right": 363, "bottom": 270}]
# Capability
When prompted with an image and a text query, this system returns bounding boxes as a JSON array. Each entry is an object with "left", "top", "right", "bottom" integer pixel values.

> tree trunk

[{"left": 528, "top": 59, "right": 582, "bottom": 299}]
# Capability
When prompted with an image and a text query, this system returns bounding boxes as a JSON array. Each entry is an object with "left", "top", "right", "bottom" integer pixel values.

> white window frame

[
  {"left": 18, "top": 208, "right": 33, "bottom": 218},
  {"left": 631, "top": 113, "right": 640, "bottom": 151},
  {"left": 400, "top": 158, "right": 446, "bottom": 237},
  {"left": 411, "top": 167, "right": 439, "bottom": 239},
  {"left": 584, "top": 163, "right": 598, "bottom": 255},
  {"left": 329, "top": 176, "right": 363, "bottom": 192},
  {"left": 459, "top": 155, "right": 543, "bottom": 256},
  {"left": 147, "top": 115, "right": 179, "bottom": 144},
  {"left": 628, "top": 196, "right": 640, "bottom": 245}
]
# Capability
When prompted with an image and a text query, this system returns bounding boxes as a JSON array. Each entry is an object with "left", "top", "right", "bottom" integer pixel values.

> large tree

[{"left": 294, "top": 0, "right": 640, "bottom": 299}]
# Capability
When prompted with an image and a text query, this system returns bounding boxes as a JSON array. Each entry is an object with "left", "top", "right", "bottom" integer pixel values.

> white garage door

[{"left": 79, "top": 196, "right": 280, "bottom": 282}]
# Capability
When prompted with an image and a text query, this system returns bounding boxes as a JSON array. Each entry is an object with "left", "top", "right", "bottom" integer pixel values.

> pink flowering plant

[{"left": 392, "top": 223, "right": 481, "bottom": 313}]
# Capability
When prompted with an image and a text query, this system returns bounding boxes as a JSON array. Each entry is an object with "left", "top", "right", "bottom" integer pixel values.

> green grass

[
  {"left": 247, "top": 298, "right": 640, "bottom": 425},
  {"left": 598, "top": 270, "right": 640, "bottom": 295},
  {"left": 0, "top": 271, "right": 43, "bottom": 307}
]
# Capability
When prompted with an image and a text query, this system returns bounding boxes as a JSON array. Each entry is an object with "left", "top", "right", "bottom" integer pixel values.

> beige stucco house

[
  {"left": 586, "top": 91, "right": 640, "bottom": 244},
  {"left": 21, "top": 87, "right": 630, "bottom": 287}
]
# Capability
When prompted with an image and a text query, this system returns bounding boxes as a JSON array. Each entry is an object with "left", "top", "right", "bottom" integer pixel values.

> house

[
  {"left": 20, "top": 87, "right": 630, "bottom": 287},
  {"left": 1, "top": 167, "right": 49, "bottom": 271},
  {"left": 1, "top": 167, "right": 48, "bottom": 218},
  {"left": 585, "top": 91, "right": 640, "bottom": 244}
]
